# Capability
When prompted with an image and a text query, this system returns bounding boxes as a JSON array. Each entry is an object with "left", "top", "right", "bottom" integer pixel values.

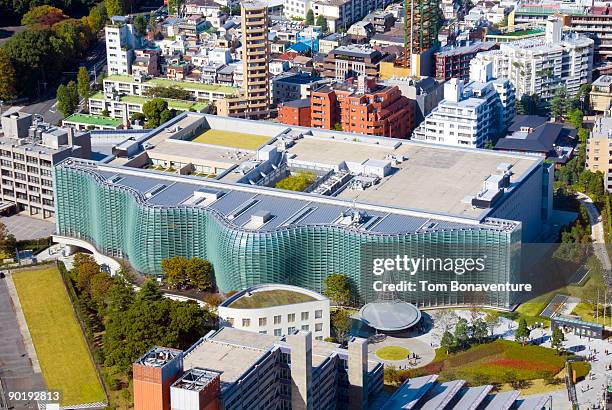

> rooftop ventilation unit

[
  {"left": 144, "top": 184, "right": 167, "bottom": 199},
  {"left": 106, "top": 174, "right": 124, "bottom": 184}
]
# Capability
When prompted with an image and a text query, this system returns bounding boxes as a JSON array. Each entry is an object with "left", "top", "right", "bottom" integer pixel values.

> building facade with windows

[
  {"left": 586, "top": 115, "right": 612, "bottom": 192},
  {"left": 105, "top": 16, "right": 138, "bottom": 76},
  {"left": 217, "top": 284, "right": 331, "bottom": 339}
]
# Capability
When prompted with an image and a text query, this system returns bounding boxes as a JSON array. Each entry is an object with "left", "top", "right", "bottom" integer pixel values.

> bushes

[
  {"left": 570, "top": 360, "right": 591, "bottom": 381},
  {"left": 275, "top": 172, "right": 316, "bottom": 191}
]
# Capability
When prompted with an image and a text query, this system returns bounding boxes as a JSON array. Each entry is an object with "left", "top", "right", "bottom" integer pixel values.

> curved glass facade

[{"left": 55, "top": 166, "right": 522, "bottom": 309}]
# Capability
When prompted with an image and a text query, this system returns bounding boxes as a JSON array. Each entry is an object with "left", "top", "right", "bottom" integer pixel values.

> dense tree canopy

[
  {"left": 323, "top": 273, "right": 352, "bottom": 306},
  {"left": 142, "top": 98, "right": 175, "bottom": 128}
]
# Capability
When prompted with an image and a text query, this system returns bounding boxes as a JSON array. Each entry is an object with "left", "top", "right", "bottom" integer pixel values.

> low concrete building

[
  {"left": 218, "top": 284, "right": 331, "bottom": 340},
  {"left": 590, "top": 75, "right": 612, "bottom": 113}
]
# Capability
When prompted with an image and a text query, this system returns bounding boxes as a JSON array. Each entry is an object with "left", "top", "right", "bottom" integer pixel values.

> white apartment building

[
  {"left": 586, "top": 115, "right": 612, "bottom": 192},
  {"left": 412, "top": 61, "right": 515, "bottom": 148},
  {"left": 217, "top": 284, "right": 331, "bottom": 339},
  {"left": 312, "top": 0, "right": 393, "bottom": 33},
  {"left": 284, "top": 0, "right": 311, "bottom": 19},
  {"left": 105, "top": 16, "right": 138, "bottom": 75},
  {"left": 473, "top": 17, "right": 594, "bottom": 101}
]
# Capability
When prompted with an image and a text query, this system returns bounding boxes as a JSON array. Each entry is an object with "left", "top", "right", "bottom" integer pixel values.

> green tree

[
  {"left": 85, "top": 5, "right": 104, "bottom": 33},
  {"left": 72, "top": 253, "right": 101, "bottom": 292},
  {"left": 567, "top": 108, "right": 583, "bottom": 129},
  {"left": 484, "top": 311, "right": 501, "bottom": 336},
  {"left": 185, "top": 257, "right": 213, "bottom": 291},
  {"left": 316, "top": 15, "right": 328, "bottom": 32},
  {"left": 142, "top": 98, "right": 174, "bottom": 128},
  {"left": 515, "top": 317, "right": 530, "bottom": 345},
  {"left": 305, "top": 9, "right": 314, "bottom": 25},
  {"left": 144, "top": 85, "right": 191, "bottom": 100},
  {"left": 471, "top": 317, "right": 488, "bottom": 342},
  {"left": 578, "top": 127, "right": 589, "bottom": 144},
  {"left": 161, "top": 256, "right": 189, "bottom": 288},
  {"left": 551, "top": 327, "right": 564, "bottom": 353},
  {"left": 133, "top": 14, "right": 147, "bottom": 37},
  {"left": 323, "top": 273, "right": 352, "bottom": 306},
  {"left": 56, "top": 80, "right": 79, "bottom": 117},
  {"left": 0, "top": 48, "right": 17, "bottom": 101},
  {"left": 105, "top": 0, "right": 123, "bottom": 18},
  {"left": 138, "top": 279, "right": 163, "bottom": 301},
  {"left": 550, "top": 88, "right": 567, "bottom": 120},
  {"left": 107, "top": 279, "right": 135, "bottom": 314},
  {"left": 440, "top": 330, "right": 456, "bottom": 354},
  {"left": 89, "top": 271, "right": 114, "bottom": 311},
  {"left": 22, "top": 5, "right": 66, "bottom": 26},
  {"left": 77, "top": 66, "right": 90, "bottom": 105},
  {"left": 454, "top": 317, "right": 470, "bottom": 348},
  {"left": 330, "top": 309, "right": 352, "bottom": 343},
  {"left": 484, "top": 139, "right": 494, "bottom": 149}
]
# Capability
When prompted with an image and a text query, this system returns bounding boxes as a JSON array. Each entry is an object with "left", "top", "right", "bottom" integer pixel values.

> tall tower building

[
  {"left": 241, "top": 1, "right": 270, "bottom": 119},
  {"left": 403, "top": 0, "right": 440, "bottom": 76}
]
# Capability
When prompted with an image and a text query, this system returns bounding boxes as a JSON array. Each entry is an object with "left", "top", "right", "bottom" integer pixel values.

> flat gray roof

[{"left": 359, "top": 301, "right": 421, "bottom": 331}]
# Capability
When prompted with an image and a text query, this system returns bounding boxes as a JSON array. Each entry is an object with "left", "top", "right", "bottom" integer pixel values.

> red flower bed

[{"left": 485, "top": 358, "right": 558, "bottom": 372}]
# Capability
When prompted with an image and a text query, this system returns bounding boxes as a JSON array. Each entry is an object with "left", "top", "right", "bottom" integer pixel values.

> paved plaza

[{"left": 0, "top": 214, "right": 55, "bottom": 241}]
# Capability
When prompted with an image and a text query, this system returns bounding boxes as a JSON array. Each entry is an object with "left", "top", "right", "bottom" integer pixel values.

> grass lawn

[
  {"left": 192, "top": 129, "right": 270, "bottom": 150},
  {"left": 229, "top": 289, "right": 316, "bottom": 309},
  {"left": 12, "top": 266, "right": 106, "bottom": 406},
  {"left": 404, "top": 340, "right": 566, "bottom": 386},
  {"left": 571, "top": 302, "right": 609, "bottom": 325},
  {"left": 376, "top": 346, "right": 410, "bottom": 361}
]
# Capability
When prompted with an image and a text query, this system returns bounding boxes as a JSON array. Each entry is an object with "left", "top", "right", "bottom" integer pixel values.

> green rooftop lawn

[
  {"left": 502, "top": 29, "right": 545, "bottom": 37},
  {"left": 105, "top": 75, "right": 239, "bottom": 94},
  {"left": 192, "top": 129, "right": 270, "bottom": 150},
  {"left": 63, "top": 113, "right": 122, "bottom": 127},
  {"left": 403, "top": 340, "right": 566, "bottom": 386},
  {"left": 229, "top": 289, "right": 316, "bottom": 309},
  {"left": 376, "top": 346, "right": 410, "bottom": 361},
  {"left": 12, "top": 266, "right": 106, "bottom": 406}
]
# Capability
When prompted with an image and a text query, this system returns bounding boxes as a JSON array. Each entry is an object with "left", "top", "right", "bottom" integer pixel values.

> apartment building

[
  {"left": 513, "top": 3, "right": 612, "bottom": 70},
  {"left": 586, "top": 115, "right": 612, "bottom": 192},
  {"left": 435, "top": 41, "right": 497, "bottom": 82},
  {"left": 241, "top": 1, "right": 270, "bottom": 119},
  {"left": 474, "top": 17, "right": 593, "bottom": 101},
  {"left": 105, "top": 16, "right": 138, "bottom": 76},
  {"left": 412, "top": 61, "right": 516, "bottom": 148},
  {"left": 321, "top": 44, "right": 388, "bottom": 79},
  {"left": 312, "top": 0, "right": 394, "bottom": 33},
  {"left": 278, "top": 98, "right": 312, "bottom": 126},
  {"left": 0, "top": 112, "right": 91, "bottom": 219},
  {"left": 284, "top": 0, "right": 311, "bottom": 19},
  {"left": 133, "top": 328, "right": 384, "bottom": 410},
  {"left": 271, "top": 72, "right": 330, "bottom": 104},
  {"left": 308, "top": 76, "right": 415, "bottom": 138},
  {"left": 590, "top": 75, "right": 612, "bottom": 113}
]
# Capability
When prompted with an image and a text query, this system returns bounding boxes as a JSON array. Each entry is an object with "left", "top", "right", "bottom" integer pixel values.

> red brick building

[
  {"left": 278, "top": 98, "right": 312, "bottom": 126},
  {"left": 309, "top": 77, "right": 415, "bottom": 138}
]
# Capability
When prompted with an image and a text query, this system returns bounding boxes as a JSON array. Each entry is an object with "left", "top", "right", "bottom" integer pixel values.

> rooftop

[
  {"left": 104, "top": 75, "right": 239, "bottom": 94},
  {"left": 63, "top": 114, "right": 123, "bottom": 127},
  {"left": 227, "top": 289, "right": 317, "bottom": 309}
]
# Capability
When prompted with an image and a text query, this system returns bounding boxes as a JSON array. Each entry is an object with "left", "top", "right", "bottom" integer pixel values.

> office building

[
  {"left": 217, "top": 284, "right": 331, "bottom": 339},
  {"left": 307, "top": 76, "right": 415, "bottom": 138},
  {"left": 321, "top": 45, "right": 389, "bottom": 79},
  {"left": 133, "top": 328, "right": 383, "bottom": 410},
  {"left": 241, "top": 1, "right": 270, "bottom": 119},
  {"left": 586, "top": 115, "right": 612, "bottom": 192},
  {"left": 434, "top": 41, "right": 497, "bottom": 82},
  {"left": 271, "top": 73, "right": 329, "bottom": 104},
  {"left": 412, "top": 61, "right": 515, "bottom": 148},
  {"left": 311, "top": 0, "right": 394, "bottom": 33},
  {"left": 590, "top": 75, "right": 612, "bottom": 113},
  {"left": 105, "top": 16, "right": 138, "bottom": 76},
  {"left": 54, "top": 112, "right": 552, "bottom": 309},
  {"left": 0, "top": 112, "right": 91, "bottom": 219},
  {"left": 474, "top": 17, "right": 594, "bottom": 101}
]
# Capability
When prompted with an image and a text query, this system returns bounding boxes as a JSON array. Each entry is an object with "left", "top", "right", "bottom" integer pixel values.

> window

[
  {"left": 301, "top": 325, "right": 309, "bottom": 331},
  {"left": 226, "top": 317, "right": 234, "bottom": 325},
  {"left": 274, "top": 315, "right": 281, "bottom": 324},
  {"left": 315, "top": 323, "right": 323, "bottom": 332},
  {"left": 315, "top": 310, "right": 322, "bottom": 319},
  {"left": 259, "top": 317, "right": 267, "bottom": 327},
  {"left": 274, "top": 328, "right": 282, "bottom": 336},
  {"left": 288, "top": 313, "right": 295, "bottom": 323},
  {"left": 259, "top": 330, "right": 267, "bottom": 334},
  {"left": 288, "top": 326, "right": 296, "bottom": 333},
  {"left": 242, "top": 318, "right": 251, "bottom": 327},
  {"left": 301, "top": 312, "right": 309, "bottom": 321}
]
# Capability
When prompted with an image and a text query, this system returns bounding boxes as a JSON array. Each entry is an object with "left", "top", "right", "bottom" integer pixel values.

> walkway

[
  {"left": 367, "top": 335, "right": 435, "bottom": 369},
  {"left": 576, "top": 192, "right": 612, "bottom": 274}
]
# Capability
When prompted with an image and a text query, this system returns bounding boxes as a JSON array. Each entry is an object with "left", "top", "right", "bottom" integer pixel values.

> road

[{"left": 20, "top": 36, "right": 107, "bottom": 125}]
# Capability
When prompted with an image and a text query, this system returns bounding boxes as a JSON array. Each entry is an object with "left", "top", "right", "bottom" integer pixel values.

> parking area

[
  {"left": 0, "top": 278, "right": 46, "bottom": 409},
  {"left": 0, "top": 215, "right": 55, "bottom": 241}
]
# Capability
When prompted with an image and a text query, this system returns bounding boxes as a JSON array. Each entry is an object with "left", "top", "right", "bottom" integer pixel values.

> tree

[
  {"left": 515, "top": 317, "right": 530, "bottom": 345},
  {"left": 56, "top": 81, "right": 79, "bottom": 117},
  {"left": 305, "top": 9, "right": 314, "bottom": 25},
  {"left": 578, "top": 128, "right": 589, "bottom": 144},
  {"left": 323, "top": 273, "right": 352, "bottom": 306},
  {"left": 22, "top": 5, "right": 67, "bottom": 26},
  {"left": 161, "top": 256, "right": 189, "bottom": 289},
  {"left": 72, "top": 253, "right": 101, "bottom": 292},
  {"left": 484, "top": 311, "right": 501, "bottom": 336},
  {"left": 567, "top": 108, "right": 583, "bottom": 129},
  {"left": 471, "top": 317, "right": 488, "bottom": 342},
  {"left": 85, "top": 5, "right": 104, "bottom": 33},
  {"left": 105, "top": 0, "right": 123, "bottom": 18},
  {"left": 484, "top": 139, "right": 494, "bottom": 149},
  {"left": 316, "top": 15, "right": 328, "bottom": 32},
  {"left": 138, "top": 279, "right": 163, "bottom": 301},
  {"left": 330, "top": 309, "right": 352, "bottom": 343},
  {"left": 332, "top": 122, "right": 342, "bottom": 131},
  {"left": 551, "top": 327, "right": 564, "bottom": 353},
  {"left": 185, "top": 257, "right": 213, "bottom": 291},
  {"left": 107, "top": 279, "right": 135, "bottom": 314},
  {"left": 77, "top": 66, "right": 90, "bottom": 106},
  {"left": 144, "top": 85, "right": 192, "bottom": 100},
  {"left": 142, "top": 98, "right": 174, "bottom": 128},
  {"left": 440, "top": 330, "right": 456, "bottom": 354},
  {"left": 134, "top": 14, "right": 147, "bottom": 37},
  {"left": 89, "top": 272, "right": 114, "bottom": 311},
  {"left": 550, "top": 88, "right": 567, "bottom": 120},
  {"left": 0, "top": 48, "right": 17, "bottom": 101},
  {"left": 454, "top": 317, "right": 470, "bottom": 348}
]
